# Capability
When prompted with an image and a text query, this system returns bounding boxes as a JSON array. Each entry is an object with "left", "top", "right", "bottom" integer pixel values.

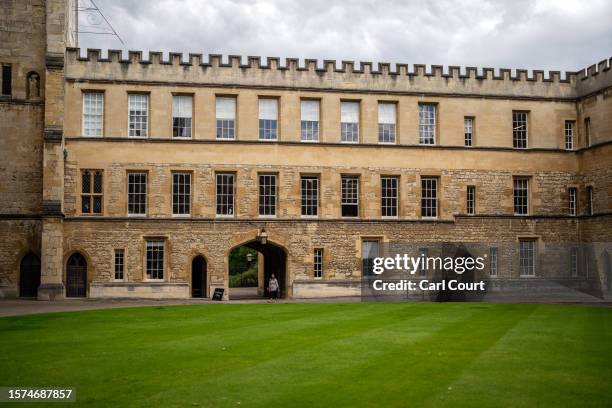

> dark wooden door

[
  {"left": 66, "top": 253, "right": 87, "bottom": 297},
  {"left": 191, "top": 256, "right": 206, "bottom": 298},
  {"left": 19, "top": 252, "right": 41, "bottom": 298}
]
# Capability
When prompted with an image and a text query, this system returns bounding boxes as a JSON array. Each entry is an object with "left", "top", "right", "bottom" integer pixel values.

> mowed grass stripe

[
  {"left": 424, "top": 305, "right": 612, "bottom": 408},
  {"left": 151, "top": 304, "right": 512, "bottom": 407}
]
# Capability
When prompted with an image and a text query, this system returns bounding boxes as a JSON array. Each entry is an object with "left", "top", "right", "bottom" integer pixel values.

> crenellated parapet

[{"left": 64, "top": 48, "right": 611, "bottom": 100}]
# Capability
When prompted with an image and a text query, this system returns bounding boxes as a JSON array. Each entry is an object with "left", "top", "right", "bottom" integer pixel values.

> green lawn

[{"left": 0, "top": 303, "right": 610, "bottom": 407}]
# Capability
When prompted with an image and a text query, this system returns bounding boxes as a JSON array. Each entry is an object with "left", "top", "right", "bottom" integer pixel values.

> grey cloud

[{"left": 78, "top": 0, "right": 612, "bottom": 71}]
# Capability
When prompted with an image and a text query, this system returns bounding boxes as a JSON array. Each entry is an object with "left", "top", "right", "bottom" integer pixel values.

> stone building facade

[{"left": 1, "top": 0, "right": 611, "bottom": 301}]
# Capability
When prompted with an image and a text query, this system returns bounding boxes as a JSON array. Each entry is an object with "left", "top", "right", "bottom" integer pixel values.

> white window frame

[
  {"left": 300, "top": 99, "right": 320, "bottom": 142},
  {"left": 128, "top": 93, "right": 148, "bottom": 138},
  {"left": 381, "top": 176, "right": 399, "bottom": 218},
  {"left": 341, "top": 176, "right": 359, "bottom": 218},
  {"left": 172, "top": 95, "right": 193, "bottom": 139},
  {"left": 314, "top": 248, "right": 323, "bottom": 279},
  {"left": 145, "top": 240, "right": 165, "bottom": 281},
  {"left": 258, "top": 174, "right": 277, "bottom": 217},
  {"left": 420, "top": 177, "right": 438, "bottom": 219},
  {"left": 513, "top": 177, "right": 529, "bottom": 216},
  {"left": 82, "top": 92, "right": 104, "bottom": 137},
  {"left": 467, "top": 185, "right": 475, "bottom": 216},
  {"left": 464, "top": 117, "right": 473, "bottom": 147},
  {"left": 216, "top": 96, "right": 236, "bottom": 140},
  {"left": 259, "top": 98, "right": 278, "bottom": 141},
  {"left": 300, "top": 175, "right": 319, "bottom": 218},
  {"left": 489, "top": 247, "right": 498, "bottom": 276},
  {"left": 127, "top": 172, "right": 147, "bottom": 216},
  {"left": 216, "top": 173, "right": 235, "bottom": 218},
  {"left": 172, "top": 172, "right": 191, "bottom": 217},
  {"left": 519, "top": 239, "right": 536, "bottom": 277},
  {"left": 378, "top": 102, "right": 396, "bottom": 144},
  {"left": 340, "top": 101, "right": 360, "bottom": 143},
  {"left": 512, "top": 111, "right": 528, "bottom": 149},
  {"left": 564, "top": 120, "right": 574, "bottom": 150},
  {"left": 568, "top": 187, "right": 577, "bottom": 216},
  {"left": 114, "top": 249, "right": 125, "bottom": 281},
  {"left": 419, "top": 104, "right": 436, "bottom": 145}
]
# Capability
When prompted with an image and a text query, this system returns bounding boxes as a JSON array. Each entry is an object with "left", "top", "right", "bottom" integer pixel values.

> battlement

[{"left": 65, "top": 48, "right": 612, "bottom": 99}]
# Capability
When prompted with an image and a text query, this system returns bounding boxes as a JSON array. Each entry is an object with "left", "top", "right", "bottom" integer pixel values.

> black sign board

[{"left": 212, "top": 288, "right": 224, "bottom": 301}]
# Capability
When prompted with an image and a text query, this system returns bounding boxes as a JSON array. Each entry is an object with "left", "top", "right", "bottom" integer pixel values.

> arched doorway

[
  {"left": 228, "top": 240, "right": 287, "bottom": 300},
  {"left": 66, "top": 253, "right": 87, "bottom": 298},
  {"left": 19, "top": 252, "right": 40, "bottom": 298},
  {"left": 191, "top": 255, "right": 207, "bottom": 298}
]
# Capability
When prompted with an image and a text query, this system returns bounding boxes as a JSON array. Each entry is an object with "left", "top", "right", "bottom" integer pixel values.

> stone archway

[
  {"left": 66, "top": 252, "right": 87, "bottom": 298},
  {"left": 228, "top": 239, "right": 287, "bottom": 299}
]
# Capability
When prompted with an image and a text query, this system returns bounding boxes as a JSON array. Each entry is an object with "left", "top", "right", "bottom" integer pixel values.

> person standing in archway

[{"left": 268, "top": 273, "right": 280, "bottom": 300}]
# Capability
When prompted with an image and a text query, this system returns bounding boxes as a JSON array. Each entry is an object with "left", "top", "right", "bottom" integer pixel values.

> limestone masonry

[{"left": 1, "top": 0, "right": 611, "bottom": 301}]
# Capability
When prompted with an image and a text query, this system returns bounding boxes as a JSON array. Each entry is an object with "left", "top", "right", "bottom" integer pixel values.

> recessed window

[
  {"left": 467, "top": 185, "right": 475, "bottom": 215},
  {"left": 421, "top": 177, "right": 438, "bottom": 218},
  {"left": 172, "top": 95, "right": 192, "bottom": 138},
  {"left": 314, "top": 248, "right": 323, "bottom": 279},
  {"left": 301, "top": 100, "right": 320, "bottom": 142},
  {"left": 519, "top": 239, "right": 536, "bottom": 276},
  {"left": 361, "top": 240, "right": 380, "bottom": 276},
  {"left": 258, "top": 174, "right": 277, "bottom": 216},
  {"left": 216, "top": 96, "right": 236, "bottom": 139},
  {"left": 568, "top": 187, "right": 577, "bottom": 216},
  {"left": 301, "top": 176, "right": 319, "bottom": 217},
  {"left": 341, "top": 176, "right": 359, "bottom": 217},
  {"left": 513, "top": 177, "right": 529, "bottom": 215},
  {"left": 378, "top": 103, "right": 396, "bottom": 144},
  {"left": 464, "top": 117, "right": 473, "bottom": 147},
  {"left": 81, "top": 169, "right": 103, "bottom": 214},
  {"left": 128, "top": 94, "right": 148, "bottom": 137},
  {"left": 216, "top": 173, "right": 235, "bottom": 217},
  {"left": 586, "top": 186, "right": 593, "bottom": 215},
  {"left": 146, "top": 240, "right": 164, "bottom": 280},
  {"left": 489, "top": 247, "right": 498, "bottom": 276},
  {"left": 127, "top": 172, "right": 147, "bottom": 215},
  {"left": 83, "top": 92, "right": 104, "bottom": 137},
  {"left": 259, "top": 98, "right": 278, "bottom": 141},
  {"left": 1, "top": 64, "right": 11, "bottom": 96},
  {"left": 172, "top": 172, "right": 191, "bottom": 216},
  {"left": 114, "top": 249, "right": 124, "bottom": 281},
  {"left": 341, "top": 101, "right": 359, "bottom": 143},
  {"left": 512, "top": 111, "right": 528, "bottom": 148},
  {"left": 381, "top": 176, "right": 398, "bottom": 218},
  {"left": 570, "top": 247, "right": 578, "bottom": 277},
  {"left": 564, "top": 120, "right": 574, "bottom": 150},
  {"left": 419, "top": 104, "right": 436, "bottom": 145},
  {"left": 584, "top": 117, "right": 591, "bottom": 147}
]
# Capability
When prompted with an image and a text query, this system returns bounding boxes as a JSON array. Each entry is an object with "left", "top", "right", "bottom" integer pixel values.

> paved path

[{"left": 0, "top": 297, "right": 360, "bottom": 317}]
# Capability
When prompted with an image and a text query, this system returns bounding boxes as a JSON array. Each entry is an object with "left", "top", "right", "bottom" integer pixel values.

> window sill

[
  {"left": 301, "top": 215, "right": 319, "bottom": 219},
  {"left": 127, "top": 213, "right": 147, "bottom": 217},
  {"left": 172, "top": 214, "right": 191, "bottom": 218},
  {"left": 378, "top": 141, "right": 397, "bottom": 145},
  {"left": 314, "top": 277, "right": 323, "bottom": 280},
  {"left": 216, "top": 137, "right": 236, "bottom": 141},
  {"left": 258, "top": 215, "right": 277, "bottom": 219},
  {"left": 128, "top": 135, "right": 148, "bottom": 139},
  {"left": 340, "top": 141, "right": 360, "bottom": 144},
  {"left": 519, "top": 275, "right": 536, "bottom": 278},
  {"left": 216, "top": 214, "right": 235, "bottom": 219},
  {"left": 381, "top": 216, "right": 399, "bottom": 220},
  {"left": 300, "top": 139, "right": 320, "bottom": 143},
  {"left": 259, "top": 138, "right": 278, "bottom": 142}
]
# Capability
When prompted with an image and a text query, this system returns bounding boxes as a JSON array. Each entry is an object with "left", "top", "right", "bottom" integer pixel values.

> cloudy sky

[{"left": 78, "top": 0, "right": 612, "bottom": 72}]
